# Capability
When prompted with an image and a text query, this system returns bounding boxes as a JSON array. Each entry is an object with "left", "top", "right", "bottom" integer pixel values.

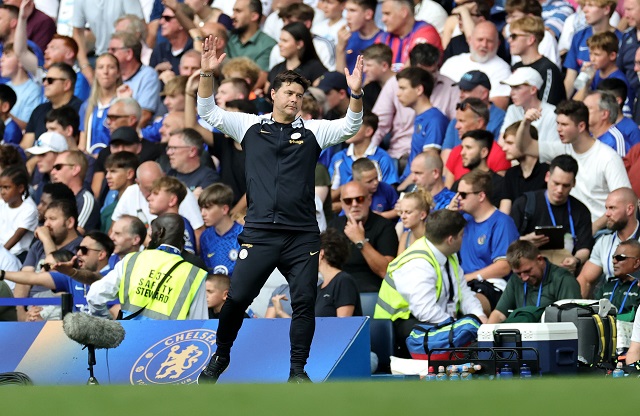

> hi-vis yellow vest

[
  {"left": 119, "top": 250, "right": 207, "bottom": 320},
  {"left": 374, "top": 238, "right": 461, "bottom": 321}
]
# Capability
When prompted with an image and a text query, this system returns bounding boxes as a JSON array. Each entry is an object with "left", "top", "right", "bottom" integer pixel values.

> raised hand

[
  {"left": 19, "top": 0, "right": 35, "bottom": 20},
  {"left": 345, "top": 55, "right": 364, "bottom": 94},
  {"left": 201, "top": 35, "right": 226, "bottom": 73}
]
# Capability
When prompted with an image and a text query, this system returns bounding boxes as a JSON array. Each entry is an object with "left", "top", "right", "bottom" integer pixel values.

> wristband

[
  {"left": 476, "top": 274, "right": 484, "bottom": 282},
  {"left": 200, "top": 72, "right": 214, "bottom": 77},
  {"left": 350, "top": 90, "right": 363, "bottom": 100}
]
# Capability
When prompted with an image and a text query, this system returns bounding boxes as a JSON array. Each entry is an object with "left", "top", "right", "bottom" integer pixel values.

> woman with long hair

[
  {"left": 78, "top": 53, "right": 122, "bottom": 155},
  {"left": 396, "top": 187, "right": 433, "bottom": 255},
  {"left": 266, "top": 22, "right": 327, "bottom": 93}
]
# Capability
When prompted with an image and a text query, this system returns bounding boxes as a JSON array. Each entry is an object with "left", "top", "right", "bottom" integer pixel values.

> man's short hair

[
  {"left": 549, "top": 154, "right": 579, "bottom": 177},
  {"left": 510, "top": 16, "right": 545, "bottom": 44},
  {"left": 42, "top": 182, "right": 76, "bottom": 203},
  {"left": 352, "top": 158, "right": 377, "bottom": 179},
  {"left": 396, "top": 67, "right": 434, "bottom": 98},
  {"left": 617, "top": 239, "right": 640, "bottom": 254},
  {"left": 505, "top": 0, "right": 542, "bottom": 16},
  {"left": 84, "top": 230, "right": 115, "bottom": 258},
  {"left": 503, "top": 121, "right": 538, "bottom": 140},
  {"left": 597, "top": 78, "right": 628, "bottom": 112},
  {"left": 588, "top": 91, "right": 619, "bottom": 124},
  {"left": 119, "top": 214, "right": 147, "bottom": 246},
  {"left": 386, "top": 0, "right": 415, "bottom": 15},
  {"left": 172, "top": 128, "right": 204, "bottom": 156},
  {"left": 62, "top": 150, "right": 88, "bottom": 180},
  {"left": 424, "top": 210, "right": 467, "bottom": 244},
  {"left": 587, "top": 31, "right": 619, "bottom": 54},
  {"left": 409, "top": 43, "right": 441, "bottom": 67},
  {"left": 457, "top": 97, "right": 490, "bottom": 126},
  {"left": 348, "top": 0, "right": 378, "bottom": 11},
  {"left": 248, "top": 0, "right": 263, "bottom": 17},
  {"left": 221, "top": 57, "right": 261, "bottom": 89},
  {"left": 50, "top": 34, "right": 79, "bottom": 57},
  {"left": 226, "top": 99, "right": 258, "bottom": 114},
  {"left": 279, "top": 2, "right": 315, "bottom": 21},
  {"left": 362, "top": 43, "right": 392, "bottom": 66},
  {"left": 112, "top": 97, "right": 142, "bottom": 120},
  {"left": 48, "top": 62, "right": 77, "bottom": 88},
  {"left": 506, "top": 240, "right": 541, "bottom": 269},
  {"left": 460, "top": 169, "right": 493, "bottom": 197},
  {"left": 151, "top": 176, "right": 188, "bottom": 205},
  {"left": 588, "top": 0, "right": 618, "bottom": 16},
  {"left": 461, "top": 129, "right": 494, "bottom": 154},
  {"left": 198, "top": 182, "right": 235, "bottom": 208},
  {"left": 111, "top": 31, "right": 143, "bottom": 62},
  {"left": 555, "top": 100, "right": 589, "bottom": 128},
  {"left": 271, "top": 70, "right": 311, "bottom": 92},
  {"left": 0, "top": 4, "right": 19, "bottom": 18},
  {"left": 320, "top": 228, "right": 351, "bottom": 269},
  {"left": 207, "top": 273, "right": 231, "bottom": 290},
  {"left": 220, "top": 77, "right": 250, "bottom": 97},
  {"left": 105, "top": 150, "right": 139, "bottom": 171},
  {"left": 46, "top": 106, "right": 80, "bottom": 138},
  {"left": 0, "top": 84, "right": 17, "bottom": 110},
  {"left": 363, "top": 112, "right": 379, "bottom": 132},
  {"left": 46, "top": 199, "right": 78, "bottom": 229},
  {"left": 115, "top": 14, "right": 148, "bottom": 41}
]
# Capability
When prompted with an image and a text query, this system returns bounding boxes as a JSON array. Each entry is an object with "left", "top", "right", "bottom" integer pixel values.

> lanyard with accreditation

[{"left": 523, "top": 261, "right": 549, "bottom": 308}]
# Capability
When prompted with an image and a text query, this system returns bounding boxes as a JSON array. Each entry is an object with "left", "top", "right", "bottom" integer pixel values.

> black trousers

[{"left": 214, "top": 227, "right": 320, "bottom": 372}]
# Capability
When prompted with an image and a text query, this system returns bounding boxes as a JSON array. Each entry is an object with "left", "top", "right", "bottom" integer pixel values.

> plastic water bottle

[
  {"left": 573, "top": 66, "right": 595, "bottom": 91},
  {"left": 449, "top": 366, "right": 460, "bottom": 381},
  {"left": 612, "top": 362, "right": 625, "bottom": 379},
  {"left": 436, "top": 366, "right": 447, "bottom": 381},
  {"left": 501, "top": 364, "right": 513, "bottom": 379},
  {"left": 519, "top": 364, "right": 532, "bottom": 379},
  {"left": 461, "top": 365, "right": 473, "bottom": 381},
  {"left": 424, "top": 366, "right": 437, "bottom": 381}
]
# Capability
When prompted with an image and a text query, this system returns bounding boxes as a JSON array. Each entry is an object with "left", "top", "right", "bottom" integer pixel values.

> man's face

[
  {"left": 583, "top": 1, "right": 609, "bottom": 25},
  {"left": 35, "top": 152, "right": 58, "bottom": 175},
  {"left": 106, "top": 167, "right": 132, "bottom": 192},
  {"left": 147, "top": 188, "right": 173, "bottom": 215},
  {"left": 232, "top": 0, "right": 255, "bottom": 32},
  {"left": 512, "top": 256, "right": 546, "bottom": 286},
  {"left": 546, "top": 167, "right": 575, "bottom": 205},
  {"left": 358, "top": 169, "right": 379, "bottom": 194},
  {"left": 324, "top": 89, "right": 344, "bottom": 111},
  {"left": 110, "top": 218, "right": 138, "bottom": 256},
  {"left": 510, "top": 84, "right": 535, "bottom": 107},
  {"left": 410, "top": 157, "right": 436, "bottom": 188},
  {"left": 624, "top": 0, "right": 640, "bottom": 29},
  {"left": 206, "top": 280, "right": 227, "bottom": 309},
  {"left": 501, "top": 134, "right": 523, "bottom": 161},
  {"left": 179, "top": 55, "right": 200, "bottom": 76},
  {"left": 455, "top": 108, "right": 485, "bottom": 137},
  {"left": 612, "top": 244, "right": 640, "bottom": 277},
  {"left": 50, "top": 153, "right": 76, "bottom": 185},
  {"left": 584, "top": 93, "right": 607, "bottom": 130},
  {"left": 105, "top": 102, "right": 136, "bottom": 133},
  {"left": 215, "top": 83, "right": 244, "bottom": 109},
  {"left": 460, "top": 137, "right": 484, "bottom": 169},
  {"left": 396, "top": 78, "right": 419, "bottom": 108},
  {"left": 201, "top": 204, "right": 227, "bottom": 228},
  {"left": 160, "top": 8, "right": 183, "bottom": 38},
  {"left": 341, "top": 183, "right": 371, "bottom": 222},
  {"left": 345, "top": 1, "right": 368, "bottom": 31},
  {"left": 43, "top": 67, "right": 70, "bottom": 100},
  {"left": 507, "top": 28, "right": 531, "bottom": 56},
  {"left": 605, "top": 195, "right": 630, "bottom": 231},
  {"left": 470, "top": 24, "right": 497, "bottom": 63},
  {"left": 0, "top": 10, "right": 14, "bottom": 42},
  {"left": 167, "top": 134, "right": 193, "bottom": 170},
  {"left": 37, "top": 192, "right": 53, "bottom": 223},
  {"left": 457, "top": 179, "right": 482, "bottom": 214},
  {"left": 107, "top": 38, "right": 130, "bottom": 66},
  {"left": 159, "top": 113, "right": 184, "bottom": 143},
  {"left": 363, "top": 59, "right": 386, "bottom": 84},
  {"left": 163, "top": 93, "right": 185, "bottom": 113},
  {"left": 44, "top": 207, "right": 70, "bottom": 245},
  {"left": 459, "top": 85, "right": 488, "bottom": 102},
  {"left": 271, "top": 82, "right": 305, "bottom": 118},
  {"left": 380, "top": 0, "right": 404, "bottom": 35},
  {"left": 556, "top": 114, "right": 581, "bottom": 144},
  {"left": 76, "top": 237, "right": 102, "bottom": 271}
]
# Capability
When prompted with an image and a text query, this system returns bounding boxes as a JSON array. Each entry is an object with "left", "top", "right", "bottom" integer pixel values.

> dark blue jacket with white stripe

[{"left": 198, "top": 95, "right": 362, "bottom": 232}]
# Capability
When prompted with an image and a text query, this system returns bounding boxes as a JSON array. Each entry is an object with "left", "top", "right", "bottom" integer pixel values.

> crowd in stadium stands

[{"left": 4, "top": 0, "right": 640, "bottom": 365}]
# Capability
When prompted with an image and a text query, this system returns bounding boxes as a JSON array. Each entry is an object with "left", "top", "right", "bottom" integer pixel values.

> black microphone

[{"left": 63, "top": 313, "right": 126, "bottom": 349}]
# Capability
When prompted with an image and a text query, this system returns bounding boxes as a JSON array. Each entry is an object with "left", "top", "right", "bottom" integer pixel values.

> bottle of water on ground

[
  {"left": 519, "top": 364, "right": 532, "bottom": 378},
  {"left": 612, "top": 362, "right": 625, "bottom": 379},
  {"left": 500, "top": 364, "right": 513, "bottom": 380},
  {"left": 449, "top": 365, "right": 460, "bottom": 381},
  {"left": 424, "top": 366, "right": 437, "bottom": 381},
  {"left": 436, "top": 366, "right": 447, "bottom": 381}
]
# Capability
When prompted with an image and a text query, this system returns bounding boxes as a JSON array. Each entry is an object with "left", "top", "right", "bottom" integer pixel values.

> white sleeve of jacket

[
  {"left": 197, "top": 94, "right": 261, "bottom": 143},
  {"left": 307, "top": 108, "right": 363, "bottom": 149}
]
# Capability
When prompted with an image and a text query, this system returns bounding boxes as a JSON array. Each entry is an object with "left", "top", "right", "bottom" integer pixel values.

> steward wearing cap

[
  {"left": 499, "top": 67, "right": 560, "bottom": 143},
  {"left": 87, "top": 213, "right": 208, "bottom": 320}
]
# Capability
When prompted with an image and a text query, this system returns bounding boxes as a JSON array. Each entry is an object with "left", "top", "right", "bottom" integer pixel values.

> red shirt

[
  {"left": 446, "top": 144, "right": 512, "bottom": 180},
  {"left": 375, "top": 21, "right": 442, "bottom": 72}
]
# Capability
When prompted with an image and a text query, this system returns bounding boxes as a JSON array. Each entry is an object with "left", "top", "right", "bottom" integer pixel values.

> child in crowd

[
  {"left": 351, "top": 158, "right": 398, "bottom": 220},
  {"left": 206, "top": 274, "right": 231, "bottom": 319},
  {"left": 198, "top": 183, "right": 243, "bottom": 276},
  {"left": 360, "top": 43, "right": 394, "bottom": 111},
  {"left": 101, "top": 151, "right": 139, "bottom": 233},
  {"left": 336, "top": 0, "right": 381, "bottom": 75},
  {"left": 314, "top": 0, "right": 347, "bottom": 47},
  {"left": 0, "top": 43, "right": 42, "bottom": 132},
  {"left": 147, "top": 176, "right": 197, "bottom": 254},
  {"left": 141, "top": 76, "right": 188, "bottom": 143},
  {"left": 0, "top": 85, "right": 21, "bottom": 146},
  {"left": 0, "top": 166, "right": 38, "bottom": 260},
  {"left": 395, "top": 187, "right": 433, "bottom": 255}
]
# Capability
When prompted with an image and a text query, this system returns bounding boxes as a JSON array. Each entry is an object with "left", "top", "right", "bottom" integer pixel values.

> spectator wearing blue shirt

[
  {"left": 336, "top": 0, "right": 381, "bottom": 75},
  {"left": 0, "top": 84, "right": 21, "bottom": 145},
  {"left": 452, "top": 169, "right": 520, "bottom": 316},
  {"left": 406, "top": 151, "right": 456, "bottom": 211},
  {"left": 329, "top": 112, "right": 397, "bottom": 200},
  {"left": 150, "top": 5, "right": 195, "bottom": 75},
  {"left": 395, "top": 66, "right": 449, "bottom": 189},
  {"left": 584, "top": 90, "right": 639, "bottom": 157},
  {"left": 1, "top": 43, "right": 41, "bottom": 133},
  {"left": 198, "top": 183, "right": 243, "bottom": 276},
  {"left": 596, "top": 77, "right": 640, "bottom": 151},
  {"left": 563, "top": 0, "right": 621, "bottom": 98},
  {"left": 352, "top": 158, "right": 398, "bottom": 220}
]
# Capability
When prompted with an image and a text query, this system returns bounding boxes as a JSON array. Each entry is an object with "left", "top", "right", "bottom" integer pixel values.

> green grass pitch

[{"left": 1, "top": 377, "right": 638, "bottom": 415}]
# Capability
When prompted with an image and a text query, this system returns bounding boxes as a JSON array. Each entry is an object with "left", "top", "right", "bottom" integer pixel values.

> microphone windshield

[{"left": 63, "top": 313, "right": 126, "bottom": 349}]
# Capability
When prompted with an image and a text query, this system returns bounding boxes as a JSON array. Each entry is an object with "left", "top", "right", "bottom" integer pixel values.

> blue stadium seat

[{"left": 360, "top": 292, "right": 395, "bottom": 373}]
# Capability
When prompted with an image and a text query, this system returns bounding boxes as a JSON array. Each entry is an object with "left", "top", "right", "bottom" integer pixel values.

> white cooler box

[{"left": 477, "top": 323, "right": 578, "bottom": 375}]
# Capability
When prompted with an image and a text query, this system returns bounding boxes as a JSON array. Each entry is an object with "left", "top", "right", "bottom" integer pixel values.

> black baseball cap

[
  {"left": 456, "top": 70, "right": 491, "bottom": 91},
  {"left": 110, "top": 126, "right": 140, "bottom": 145}
]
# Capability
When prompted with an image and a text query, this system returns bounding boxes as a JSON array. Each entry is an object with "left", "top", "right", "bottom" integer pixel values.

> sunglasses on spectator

[
  {"left": 43, "top": 77, "right": 68, "bottom": 84},
  {"left": 458, "top": 191, "right": 481, "bottom": 199},
  {"left": 78, "top": 246, "right": 102, "bottom": 255},
  {"left": 612, "top": 254, "right": 638, "bottom": 262},
  {"left": 342, "top": 195, "right": 367, "bottom": 205},
  {"left": 456, "top": 101, "right": 484, "bottom": 117},
  {"left": 52, "top": 163, "right": 75, "bottom": 171},
  {"left": 508, "top": 33, "right": 530, "bottom": 41},
  {"left": 161, "top": 15, "right": 176, "bottom": 21}
]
